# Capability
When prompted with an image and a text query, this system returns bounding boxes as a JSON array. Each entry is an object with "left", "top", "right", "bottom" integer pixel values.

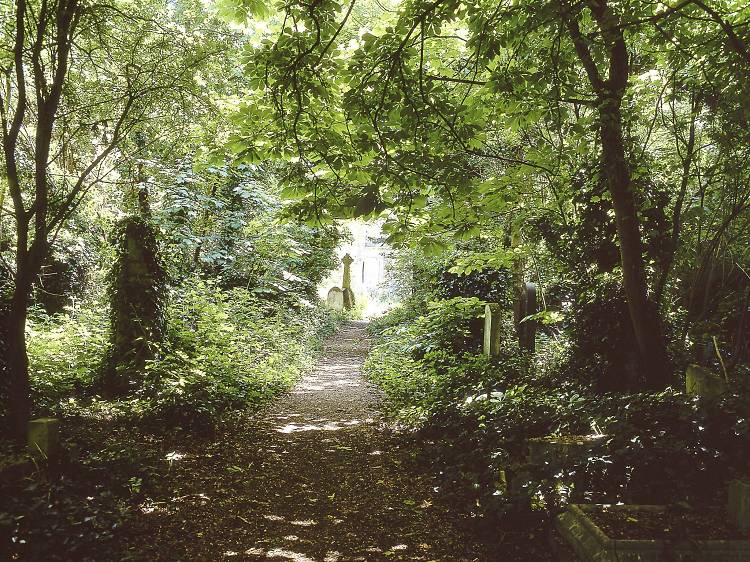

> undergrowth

[
  {"left": 1, "top": 277, "right": 343, "bottom": 561},
  {"left": 366, "top": 299, "right": 750, "bottom": 521},
  {"left": 26, "top": 275, "right": 342, "bottom": 426}
]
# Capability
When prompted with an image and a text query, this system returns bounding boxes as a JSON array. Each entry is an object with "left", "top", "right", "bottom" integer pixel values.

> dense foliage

[
  {"left": 1, "top": 0, "right": 749, "bottom": 558},
  {"left": 367, "top": 293, "right": 750, "bottom": 519},
  {"left": 225, "top": 0, "right": 749, "bottom": 389}
]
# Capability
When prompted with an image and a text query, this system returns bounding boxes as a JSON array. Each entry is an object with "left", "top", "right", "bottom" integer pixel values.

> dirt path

[{"left": 120, "top": 321, "right": 491, "bottom": 561}]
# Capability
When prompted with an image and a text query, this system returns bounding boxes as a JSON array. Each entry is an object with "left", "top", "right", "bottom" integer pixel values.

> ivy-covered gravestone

[{"left": 105, "top": 216, "right": 166, "bottom": 396}]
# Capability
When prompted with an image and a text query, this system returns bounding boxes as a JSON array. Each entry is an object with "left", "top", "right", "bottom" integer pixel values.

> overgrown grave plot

[
  {"left": 367, "top": 289, "right": 750, "bottom": 559},
  {"left": 556, "top": 503, "right": 750, "bottom": 562},
  {"left": 550, "top": 365, "right": 750, "bottom": 561}
]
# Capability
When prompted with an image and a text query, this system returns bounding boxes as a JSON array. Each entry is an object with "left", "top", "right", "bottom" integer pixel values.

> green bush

[
  {"left": 144, "top": 277, "right": 340, "bottom": 424},
  {"left": 27, "top": 305, "right": 110, "bottom": 411}
]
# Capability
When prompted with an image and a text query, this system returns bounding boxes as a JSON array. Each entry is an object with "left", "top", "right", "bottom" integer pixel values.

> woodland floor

[
  {"left": 120, "top": 321, "right": 500, "bottom": 561},
  {"left": 4, "top": 322, "right": 573, "bottom": 561}
]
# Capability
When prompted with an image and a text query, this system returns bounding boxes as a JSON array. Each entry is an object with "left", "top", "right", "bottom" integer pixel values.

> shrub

[
  {"left": 143, "top": 277, "right": 339, "bottom": 424},
  {"left": 27, "top": 305, "right": 110, "bottom": 412}
]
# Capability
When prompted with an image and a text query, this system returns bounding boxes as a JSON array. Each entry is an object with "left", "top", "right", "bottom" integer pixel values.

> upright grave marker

[
  {"left": 483, "top": 303, "right": 502, "bottom": 357},
  {"left": 729, "top": 480, "right": 750, "bottom": 531},
  {"left": 685, "top": 364, "right": 728, "bottom": 398},
  {"left": 28, "top": 417, "right": 60, "bottom": 459},
  {"left": 327, "top": 287, "right": 344, "bottom": 310}
]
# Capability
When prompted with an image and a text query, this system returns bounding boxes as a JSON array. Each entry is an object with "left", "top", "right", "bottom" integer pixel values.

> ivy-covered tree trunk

[
  {"left": 104, "top": 217, "right": 166, "bottom": 396},
  {"left": 0, "top": 273, "right": 10, "bottom": 411},
  {"left": 600, "top": 98, "right": 670, "bottom": 389}
]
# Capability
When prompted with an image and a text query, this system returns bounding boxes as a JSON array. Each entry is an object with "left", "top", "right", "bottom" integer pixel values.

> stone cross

[
  {"left": 341, "top": 254, "right": 356, "bottom": 309},
  {"left": 342, "top": 253, "right": 354, "bottom": 290}
]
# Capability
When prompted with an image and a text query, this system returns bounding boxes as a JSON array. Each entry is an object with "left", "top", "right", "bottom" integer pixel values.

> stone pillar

[
  {"left": 521, "top": 282, "right": 537, "bottom": 352},
  {"left": 514, "top": 282, "right": 538, "bottom": 353},
  {"left": 341, "top": 253, "right": 355, "bottom": 310},
  {"left": 484, "top": 303, "right": 502, "bottom": 357},
  {"left": 28, "top": 417, "right": 60, "bottom": 459}
]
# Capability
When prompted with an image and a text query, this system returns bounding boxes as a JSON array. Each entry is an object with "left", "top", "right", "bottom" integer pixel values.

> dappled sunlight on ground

[
  {"left": 274, "top": 419, "right": 371, "bottom": 433},
  {"left": 119, "top": 322, "right": 490, "bottom": 561}
]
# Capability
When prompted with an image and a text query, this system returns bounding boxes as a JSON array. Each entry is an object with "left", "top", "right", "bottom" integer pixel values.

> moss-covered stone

[
  {"left": 557, "top": 504, "right": 750, "bottom": 562},
  {"left": 686, "top": 364, "right": 728, "bottom": 398},
  {"left": 729, "top": 480, "right": 750, "bottom": 531},
  {"left": 27, "top": 417, "right": 60, "bottom": 459}
]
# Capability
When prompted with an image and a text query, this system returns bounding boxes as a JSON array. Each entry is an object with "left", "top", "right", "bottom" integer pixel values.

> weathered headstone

[
  {"left": 522, "top": 282, "right": 537, "bottom": 352},
  {"left": 341, "top": 253, "right": 355, "bottom": 310},
  {"left": 483, "top": 303, "right": 502, "bottom": 357},
  {"left": 685, "top": 364, "right": 728, "bottom": 398},
  {"left": 729, "top": 480, "right": 750, "bottom": 530},
  {"left": 28, "top": 417, "right": 60, "bottom": 459},
  {"left": 496, "top": 468, "right": 508, "bottom": 495},
  {"left": 326, "top": 287, "right": 344, "bottom": 310}
]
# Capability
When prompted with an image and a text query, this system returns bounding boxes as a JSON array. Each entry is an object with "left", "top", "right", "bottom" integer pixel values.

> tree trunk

[
  {"left": 600, "top": 98, "right": 670, "bottom": 389},
  {"left": 562, "top": 0, "right": 672, "bottom": 389},
  {"left": 6, "top": 274, "right": 31, "bottom": 441}
]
